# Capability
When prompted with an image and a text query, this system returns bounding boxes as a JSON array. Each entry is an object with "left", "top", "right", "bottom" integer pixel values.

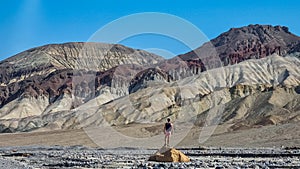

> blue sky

[{"left": 0, "top": 0, "right": 299, "bottom": 60}]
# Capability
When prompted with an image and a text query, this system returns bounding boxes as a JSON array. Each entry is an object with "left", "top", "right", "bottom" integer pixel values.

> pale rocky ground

[{"left": 0, "top": 142, "right": 299, "bottom": 168}]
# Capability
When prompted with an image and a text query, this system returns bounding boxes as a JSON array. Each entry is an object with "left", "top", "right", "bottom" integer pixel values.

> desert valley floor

[
  {"left": 0, "top": 124, "right": 300, "bottom": 168},
  {"left": 0, "top": 123, "right": 299, "bottom": 168}
]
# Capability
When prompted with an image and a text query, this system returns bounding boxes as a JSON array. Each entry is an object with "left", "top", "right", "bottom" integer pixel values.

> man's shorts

[{"left": 165, "top": 131, "right": 171, "bottom": 136}]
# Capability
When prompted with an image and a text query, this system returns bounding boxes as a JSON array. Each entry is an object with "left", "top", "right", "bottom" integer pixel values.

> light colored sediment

[
  {"left": 0, "top": 122, "right": 299, "bottom": 148},
  {"left": 0, "top": 129, "right": 97, "bottom": 147}
]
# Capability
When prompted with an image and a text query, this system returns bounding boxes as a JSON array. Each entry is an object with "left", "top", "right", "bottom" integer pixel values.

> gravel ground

[
  {"left": 0, "top": 145, "right": 299, "bottom": 168},
  {"left": 0, "top": 158, "right": 31, "bottom": 169}
]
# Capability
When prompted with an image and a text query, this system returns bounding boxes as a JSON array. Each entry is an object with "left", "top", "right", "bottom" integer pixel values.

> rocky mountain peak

[
  {"left": 212, "top": 24, "right": 300, "bottom": 64},
  {"left": 179, "top": 24, "right": 300, "bottom": 66}
]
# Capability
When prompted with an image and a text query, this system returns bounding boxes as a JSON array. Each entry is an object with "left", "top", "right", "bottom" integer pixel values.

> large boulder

[{"left": 149, "top": 146, "right": 190, "bottom": 162}]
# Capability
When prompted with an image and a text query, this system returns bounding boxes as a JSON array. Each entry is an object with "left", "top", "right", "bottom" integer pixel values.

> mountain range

[{"left": 0, "top": 24, "right": 299, "bottom": 147}]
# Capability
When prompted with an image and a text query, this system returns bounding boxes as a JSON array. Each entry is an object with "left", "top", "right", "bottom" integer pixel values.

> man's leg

[
  {"left": 164, "top": 135, "right": 167, "bottom": 146},
  {"left": 167, "top": 135, "right": 170, "bottom": 146}
]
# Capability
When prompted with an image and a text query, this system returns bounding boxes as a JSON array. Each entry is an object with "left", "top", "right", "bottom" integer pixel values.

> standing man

[{"left": 164, "top": 118, "right": 173, "bottom": 146}]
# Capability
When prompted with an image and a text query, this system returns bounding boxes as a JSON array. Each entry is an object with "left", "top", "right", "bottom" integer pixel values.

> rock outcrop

[
  {"left": 129, "top": 68, "right": 173, "bottom": 93},
  {"left": 149, "top": 146, "right": 190, "bottom": 162}
]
